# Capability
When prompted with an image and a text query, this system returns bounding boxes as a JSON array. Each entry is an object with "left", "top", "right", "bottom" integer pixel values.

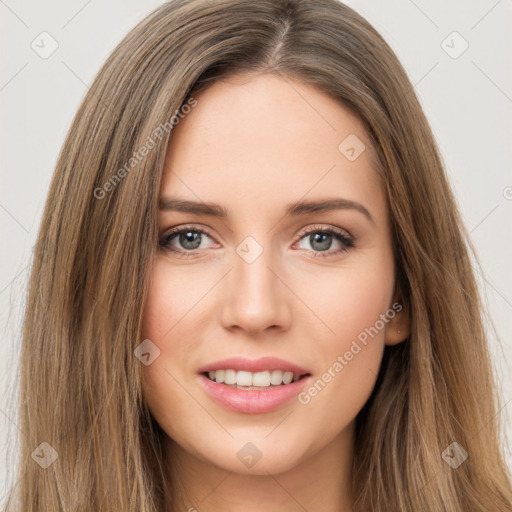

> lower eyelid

[
  {"left": 160, "top": 226, "right": 355, "bottom": 256},
  {"left": 161, "top": 228, "right": 216, "bottom": 248},
  {"left": 294, "top": 232, "right": 354, "bottom": 254}
]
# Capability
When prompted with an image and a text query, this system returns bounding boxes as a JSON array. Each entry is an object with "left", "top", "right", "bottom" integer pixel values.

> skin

[{"left": 141, "top": 72, "right": 410, "bottom": 512}]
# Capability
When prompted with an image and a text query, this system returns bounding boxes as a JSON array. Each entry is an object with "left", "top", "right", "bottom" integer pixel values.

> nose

[{"left": 219, "top": 243, "right": 292, "bottom": 336}]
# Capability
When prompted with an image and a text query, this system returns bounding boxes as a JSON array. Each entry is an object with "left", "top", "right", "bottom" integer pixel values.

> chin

[{"left": 200, "top": 436, "right": 309, "bottom": 476}]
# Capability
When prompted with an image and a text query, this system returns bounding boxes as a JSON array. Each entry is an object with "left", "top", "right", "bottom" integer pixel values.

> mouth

[
  {"left": 197, "top": 369, "right": 313, "bottom": 414},
  {"left": 196, "top": 357, "right": 313, "bottom": 412},
  {"left": 201, "top": 369, "right": 311, "bottom": 390}
]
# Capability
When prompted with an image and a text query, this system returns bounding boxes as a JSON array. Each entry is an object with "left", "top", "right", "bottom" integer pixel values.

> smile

[{"left": 204, "top": 369, "right": 308, "bottom": 388}]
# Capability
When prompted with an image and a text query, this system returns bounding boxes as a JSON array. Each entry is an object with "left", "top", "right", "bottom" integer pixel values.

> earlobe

[
  {"left": 385, "top": 323, "right": 410, "bottom": 346},
  {"left": 385, "top": 282, "right": 411, "bottom": 346}
]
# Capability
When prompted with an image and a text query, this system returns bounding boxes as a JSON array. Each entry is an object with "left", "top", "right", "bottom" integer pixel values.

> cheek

[
  {"left": 333, "top": 272, "right": 391, "bottom": 350},
  {"left": 291, "top": 254, "right": 394, "bottom": 419},
  {"left": 140, "top": 261, "right": 194, "bottom": 431},
  {"left": 141, "top": 259, "right": 203, "bottom": 341},
  {"left": 294, "top": 259, "right": 394, "bottom": 356}
]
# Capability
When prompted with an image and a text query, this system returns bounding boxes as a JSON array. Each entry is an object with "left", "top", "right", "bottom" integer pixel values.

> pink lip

[
  {"left": 197, "top": 356, "right": 310, "bottom": 375},
  {"left": 198, "top": 373, "right": 313, "bottom": 414}
]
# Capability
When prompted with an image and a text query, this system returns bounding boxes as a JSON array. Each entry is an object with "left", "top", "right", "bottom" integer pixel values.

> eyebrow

[{"left": 159, "top": 197, "right": 374, "bottom": 224}]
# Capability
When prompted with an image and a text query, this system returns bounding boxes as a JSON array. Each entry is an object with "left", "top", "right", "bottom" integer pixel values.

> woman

[{"left": 5, "top": 0, "right": 512, "bottom": 510}]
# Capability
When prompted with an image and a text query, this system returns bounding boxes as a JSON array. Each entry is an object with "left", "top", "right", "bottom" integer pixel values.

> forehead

[{"left": 161, "top": 73, "right": 384, "bottom": 220}]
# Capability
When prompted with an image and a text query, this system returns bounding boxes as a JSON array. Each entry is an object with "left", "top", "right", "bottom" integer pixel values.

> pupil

[
  {"left": 311, "top": 232, "right": 331, "bottom": 251},
  {"left": 181, "top": 231, "right": 201, "bottom": 249}
]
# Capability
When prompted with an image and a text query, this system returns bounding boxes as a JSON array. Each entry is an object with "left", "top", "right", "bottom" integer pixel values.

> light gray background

[{"left": 1, "top": 0, "right": 511, "bottom": 502}]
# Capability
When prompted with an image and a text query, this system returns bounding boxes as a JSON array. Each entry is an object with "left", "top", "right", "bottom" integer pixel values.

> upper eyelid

[
  {"left": 299, "top": 223, "right": 353, "bottom": 239},
  {"left": 161, "top": 223, "right": 353, "bottom": 245},
  {"left": 162, "top": 224, "right": 217, "bottom": 241}
]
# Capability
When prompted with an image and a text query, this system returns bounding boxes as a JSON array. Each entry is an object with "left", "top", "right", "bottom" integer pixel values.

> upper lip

[{"left": 198, "top": 356, "right": 310, "bottom": 375}]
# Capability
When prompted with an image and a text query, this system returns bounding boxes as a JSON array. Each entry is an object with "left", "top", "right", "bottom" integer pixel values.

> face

[{"left": 141, "top": 72, "right": 408, "bottom": 476}]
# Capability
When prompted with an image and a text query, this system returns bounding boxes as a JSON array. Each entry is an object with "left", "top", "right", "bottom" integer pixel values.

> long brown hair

[{"left": 4, "top": 0, "right": 512, "bottom": 510}]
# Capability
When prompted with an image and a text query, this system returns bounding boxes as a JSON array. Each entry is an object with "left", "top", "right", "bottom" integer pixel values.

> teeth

[
  {"left": 270, "top": 370, "right": 283, "bottom": 385},
  {"left": 224, "top": 369, "right": 237, "bottom": 385},
  {"left": 206, "top": 369, "right": 303, "bottom": 387},
  {"left": 253, "top": 371, "right": 271, "bottom": 386},
  {"left": 237, "top": 370, "right": 253, "bottom": 387}
]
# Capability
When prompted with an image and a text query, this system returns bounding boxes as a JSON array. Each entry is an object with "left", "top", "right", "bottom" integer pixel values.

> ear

[{"left": 385, "top": 281, "right": 411, "bottom": 346}]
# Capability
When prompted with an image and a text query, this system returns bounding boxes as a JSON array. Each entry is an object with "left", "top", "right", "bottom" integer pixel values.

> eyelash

[{"left": 159, "top": 224, "right": 355, "bottom": 259}]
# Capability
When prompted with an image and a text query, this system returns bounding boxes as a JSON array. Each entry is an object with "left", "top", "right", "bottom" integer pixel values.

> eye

[
  {"left": 160, "top": 226, "right": 217, "bottom": 258},
  {"left": 159, "top": 224, "right": 355, "bottom": 259},
  {"left": 293, "top": 224, "right": 355, "bottom": 258}
]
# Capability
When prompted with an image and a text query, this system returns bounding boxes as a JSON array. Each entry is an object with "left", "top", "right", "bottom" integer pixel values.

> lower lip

[{"left": 198, "top": 374, "right": 312, "bottom": 414}]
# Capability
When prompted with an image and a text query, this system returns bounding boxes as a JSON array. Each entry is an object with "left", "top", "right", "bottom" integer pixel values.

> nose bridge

[{"left": 220, "top": 234, "right": 290, "bottom": 333}]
